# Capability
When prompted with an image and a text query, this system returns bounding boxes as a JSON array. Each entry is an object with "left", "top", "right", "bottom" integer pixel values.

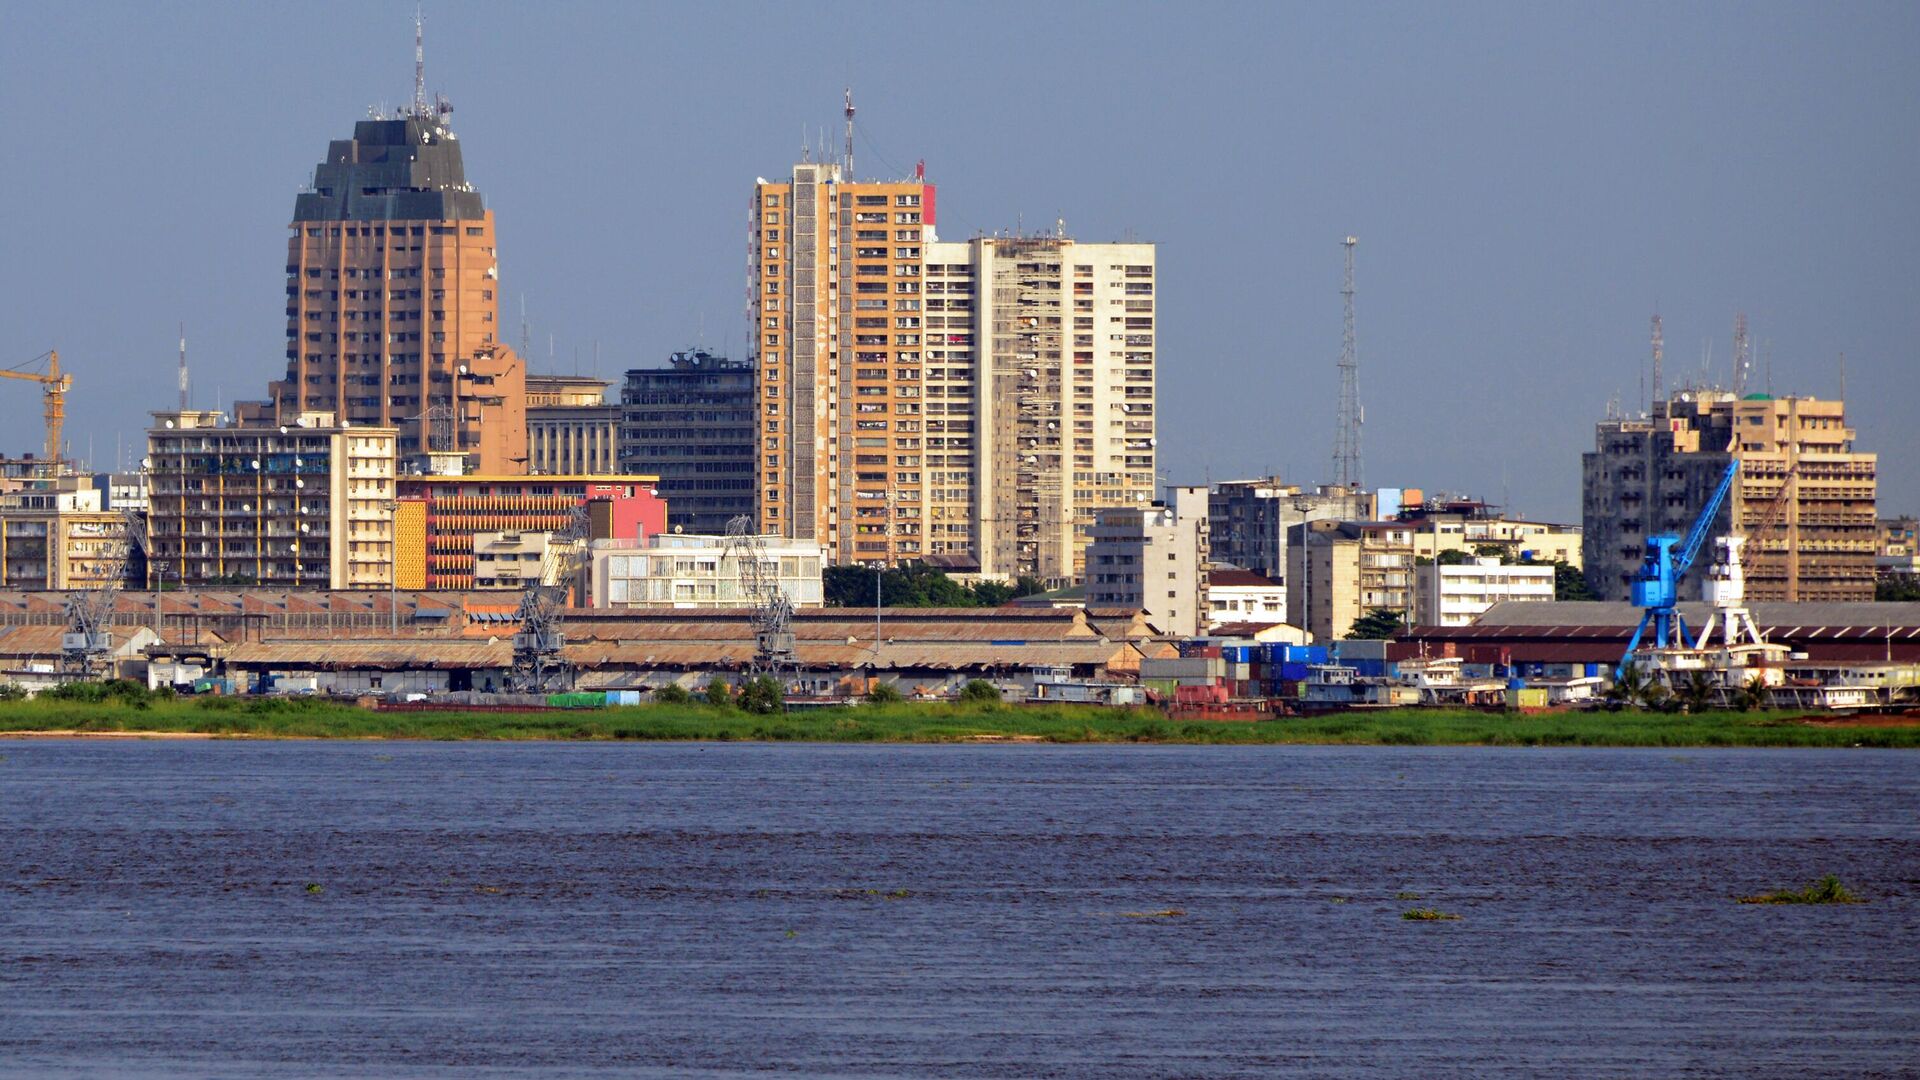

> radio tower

[
  {"left": 411, "top": 4, "right": 428, "bottom": 118},
  {"left": 843, "top": 88, "right": 856, "bottom": 178},
  {"left": 1650, "top": 313, "right": 1664, "bottom": 406},
  {"left": 1732, "top": 311, "right": 1751, "bottom": 398},
  {"left": 1331, "top": 236, "right": 1362, "bottom": 489}
]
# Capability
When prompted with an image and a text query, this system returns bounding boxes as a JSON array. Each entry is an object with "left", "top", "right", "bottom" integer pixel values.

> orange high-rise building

[
  {"left": 270, "top": 103, "right": 526, "bottom": 473},
  {"left": 752, "top": 162, "right": 933, "bottom": 564}
]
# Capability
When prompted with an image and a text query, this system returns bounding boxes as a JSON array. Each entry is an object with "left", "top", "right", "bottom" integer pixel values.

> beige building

[
  {"left": 751, "top": 161, "right": 1154, "bottom": 583},
  {"left": 473, "top": 530, "right": 578, "bottom": 590},
  {"left": 1413, "top": 557, "right": 1555, "bottom": 627},
  {"left": 588, "top": 533, "right": 825, "bottom": 609},
  {"left": 146, "top": 410, "right": 397, "bottom": 590},
  {"left": 1289, "top": 520, "right": 1417, "bottom": 642},
  {"left": 526, "top": 377, "right": 618, "bottom": 476},
  {"left": 0, "top": 478, "right": 129, "bottom": 590},
  {"left": 1085, "top": 486, "right": 1207, "bottom": 637},
  {"left": 1583, "top": 392, "right": 1876, "bottom": 601}
]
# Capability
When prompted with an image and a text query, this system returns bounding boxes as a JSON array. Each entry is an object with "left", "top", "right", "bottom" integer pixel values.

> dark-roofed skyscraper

[{"left": 267, "top": 103, "right": 526, "bottom": 473}]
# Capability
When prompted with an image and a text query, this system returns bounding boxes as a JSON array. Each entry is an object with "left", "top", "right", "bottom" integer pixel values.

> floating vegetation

[
  {"left": 1738, "top": 874, "right": 1864, "bottom": 905},
  {"left": 784, "top": 929, "right": 797, "bottom": 939},
  {"left": 304, "top": 883, "right": 323, "bottom": 894},
  {"left": 1121, "top": 909, "right": 1185, "bottom": 919},
  {"left": 828, "top": 887, "right": 913, "bottom": 901},
  {"left": 1395, "top": 890, "right": 1422, "bottom": 901},
  {"left": 475, "top": 885, "right": 503, "bottom": 895},
  {"left": 1329, "top": 896, "right": 1350, "bottom": 905},
  {"left": 1401, "top": 908, "right": 1460, "bottom": 921}
]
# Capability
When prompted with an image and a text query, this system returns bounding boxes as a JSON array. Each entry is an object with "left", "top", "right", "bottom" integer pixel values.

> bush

[
  {"left": 704, "top": 680, "right": 734, "bottom": 709},
  {"left": 43, "top": 678, "right": 155, "bottom": 705},
  {"left": 736, "top": 676, "right": 784, "bottom": 715},
  {"left": 652, "top": 684, "right": 693, "bottom": 705},
  {"left": 959, "top": 679, "right": 1002, "bottom": 703},
  {"left": 0, "top": 682, "right": 26, "bottom": 701},
  {"left": 864, "top": 682, "right": 903, "bottom": 705}
]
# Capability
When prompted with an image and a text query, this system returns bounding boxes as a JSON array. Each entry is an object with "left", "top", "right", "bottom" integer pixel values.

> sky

[{"left": 1, "top": 1, "right": 1915, "bottom": 521}]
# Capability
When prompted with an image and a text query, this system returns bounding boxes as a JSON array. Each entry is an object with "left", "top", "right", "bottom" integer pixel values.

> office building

[
  {"left": 588, "top": 533, "right": 825, "bottom": 610},
  {"left": 1208, "top": 478, "right": 1374, "bottom": 582},
  {"left": 145, "top": 410, "right": 398, "bottom": 590},
  {"left": 619, "top": 349, "right": 756, "bottom": 535},
  {"left": 526, "top": 375, "right": 618, "bottom": 476},
  {"left": 0, "top": 477, "right": 130, "bottom": 590},
  {"left": 1287, "top": 520, "right": 1420, "bottom": 642},
  {"left": 393, "top": 474, "right": 666, "bottom": 590},
  {"left": 1085, "top": 485, "right": 1208, "bottom": 637},
  {"left": 1413, "top": 557, "right": 1555, "bottom": 627},
  {"left": 264, "top": 98, "right": 526, "bottom": 473},
  {"left": 1583, "top": 392, "right": 1876, "bottom": 601},
  {"left": 473, "top": 530, "right": 577, "bottom": 591}
]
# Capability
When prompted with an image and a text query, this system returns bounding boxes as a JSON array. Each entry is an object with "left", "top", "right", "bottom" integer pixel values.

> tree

[
  {"left": 1877, "top": 573, "right": 1920, "bottom": 602},
  {"left": 959, "top": 679, "right": 1002, "bottom": 703},
  {"left": 1735, "top": 674, "right": 1769, "bottom": 713},
  {"left": 865, "top": 681, "right": 903, "bottom": 704},
  {"left": 703, "top": 679, "right": 734, "bottom": 709},
  {"left": 1346, "top": 607, "right": 1405, "bottom": 640},
  {"left": 736, "top": 676, "right": 784, "bottom": 715},
  {"left": 653, "top": 684, "right": 693, "bottom": 705},
  {"left": 1012, "top": 576, "right": 1046, "bottom": 598},
  {"left": 1606, "top": 663, "right": 1649, "bottom": 710},
  {"left": 1679, "top": 670, "right": 1716, "bottom": 714},
  {"left": 1550, "top": 561, "right": 1598, "bottom": 601},
  {"left": 970, "top": 580, "right": 1016, "bottom": 606}
]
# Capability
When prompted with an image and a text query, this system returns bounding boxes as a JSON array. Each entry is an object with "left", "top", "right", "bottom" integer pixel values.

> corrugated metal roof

[{"left": 226, "top": 640, "right": 512, "bottom": 670}]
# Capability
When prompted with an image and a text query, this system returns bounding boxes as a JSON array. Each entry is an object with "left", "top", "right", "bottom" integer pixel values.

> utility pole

[{"left": 1332, "top": 237, "right": 1362, "bottom": 489}]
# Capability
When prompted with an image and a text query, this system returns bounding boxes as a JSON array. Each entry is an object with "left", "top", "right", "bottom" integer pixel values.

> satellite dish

[
  {"left": 250, "top": 459, "right": 261, "bottom": 469},
  {"left": 280, "top": 426, "right": 289, "bottom": 434},
  {"left": 164, "top": 420, "right": 175, "bottom": 429}
]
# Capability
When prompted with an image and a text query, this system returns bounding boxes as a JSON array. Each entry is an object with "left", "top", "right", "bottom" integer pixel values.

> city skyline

[{"left": 0, "top": 1, "right": 1914, "bottom": 520}]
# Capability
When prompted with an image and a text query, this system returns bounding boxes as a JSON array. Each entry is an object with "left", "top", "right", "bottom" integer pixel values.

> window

[{"left": 465, "top": 227, "right": 484, "bottom": 236}]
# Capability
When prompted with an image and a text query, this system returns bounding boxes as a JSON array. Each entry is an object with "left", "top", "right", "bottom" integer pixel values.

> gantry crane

[
  {"left": 507, "top": 503, "right": 592, "bottom": 693},
  {"left": 1616, "top": 459, "right": 1741, "bottom": 679},
  {"left": 61, "top": 508, "right": 147, "bottom": 680},
  {"left": 723, "top": 515, "right": 797, "bottom": 687},
  {"left": 0, "top": 350, "right": 71, "bottom": 466}
]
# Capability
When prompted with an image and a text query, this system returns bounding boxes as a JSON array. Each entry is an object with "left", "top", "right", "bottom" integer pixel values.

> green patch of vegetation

[
  {"left": 0, "top": 697, "right": 1910, "bottom": 747},
  {"left": 1738, "top": 874, "right": 1865, "bottom": 905},
  {"left": 1401, "top": 908, "right": 1461, "bottom": 921},
  {"left": 1121, "top": 909, "right": 1185, "bottom": 918},
  {"left": 1395, "top": 890, "right": 1422, "bottom": 901}
]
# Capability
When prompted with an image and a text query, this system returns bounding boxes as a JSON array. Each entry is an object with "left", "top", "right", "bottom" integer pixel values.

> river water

[{"left": 0, "top": 741, "right": 1914, "bottom": 1077}]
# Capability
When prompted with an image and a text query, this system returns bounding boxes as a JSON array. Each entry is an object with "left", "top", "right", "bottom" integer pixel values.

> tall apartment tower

[
  {"left": 922, "top": 236, "right": 1157, "bottom": 582},
  {"left": 751, "top": 163, "right": 933, "bottom": 563},
  {"left": 619, "top": 349, "right": 758, "bottom": 535},
  {"left": 269, "top": 105, "right": 526, "bottom": 474},
  {"left": 1582, "top": 391, "right": 1877, "bottom": 601}
]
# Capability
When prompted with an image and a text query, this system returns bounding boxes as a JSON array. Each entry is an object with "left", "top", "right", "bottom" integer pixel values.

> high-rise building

[
  {"left": 267, "top": 102, "right": 526, "bottom": 474},
  {"left": 145, "top": 410, "right": 398, "bottom": 590},
  {"left": 619, "top": 350, "right": 756, "bottom": 535},
  {"left": 1582, "top": 391, "right": 1877, "bottom": 601},
  {"left": 922, "top": 236, "right": 1157, "bottom": 583},
  {"left": 752, "top": 163, "right": 933, "bottom": 562},
  {"left": 1207, "top": 477, "right": 1374, "bottom": 582}
]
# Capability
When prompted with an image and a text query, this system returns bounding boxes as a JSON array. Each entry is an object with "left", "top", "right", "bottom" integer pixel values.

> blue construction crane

[{"left": 1616, "top": 459, "right": 1741, "bottom": 679}]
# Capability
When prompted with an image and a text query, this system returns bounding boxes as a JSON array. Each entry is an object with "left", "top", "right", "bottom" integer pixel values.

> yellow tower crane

[{"left": 0, "top": 350, "right": 71, "bottom": 466}]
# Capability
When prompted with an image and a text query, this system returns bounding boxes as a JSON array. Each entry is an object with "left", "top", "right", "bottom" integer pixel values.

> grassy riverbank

[{"left": 0, "top": 697, "right": 1913, "bottom": 747}]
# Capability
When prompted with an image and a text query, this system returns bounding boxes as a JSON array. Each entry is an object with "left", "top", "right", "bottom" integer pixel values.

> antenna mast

[
  {"left": 1650, "top": 313, "right": 1664, "bottom": 405},
  {"left": 1332, "top": 236, "right": 1362, "bottom": 488},
  {"left": 1732, "top": 312, "right": 1750, "bottom": 398},
  {"left": 843, "top": 88, "right": 856, "bottom": 178},
  {"left": 412, "top": 4, "right": 427, "bottom": 118},
  {"left": 178, "top": 324, "right": 189, "bottom": 410}
]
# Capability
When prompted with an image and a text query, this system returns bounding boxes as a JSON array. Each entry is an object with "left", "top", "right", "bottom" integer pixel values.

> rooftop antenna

[
  {"left": 1764, "top": 339, "right": 1774, "bottom": 395},
  {"left": 1838, "top": 351, "right": 1846, "bottom": 403},
  {"left": 844, "top": 87, "right": 856, "bottom": 179},
  {"left": 1732, "top": 311, "right": 1751, "bottom": 397},
  {"left": 1650, "top": 312, "right": 1664, "bottom": 405},
  {"left": 178, "top": 323, "right": 189, "bottom": 410},
  {"left": 1332, "top": 236, "right": 1362, "bottom": 488},
  {"left": 412, "top": 3, "right": 427, "bottom": 119},
  {"left": 519, "top": 294, "right": 529, "bottom": 360}
]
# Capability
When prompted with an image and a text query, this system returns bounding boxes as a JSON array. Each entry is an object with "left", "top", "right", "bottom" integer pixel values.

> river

[{"left": 1, "top": 741, "right": 1914, "bottom": 1077}]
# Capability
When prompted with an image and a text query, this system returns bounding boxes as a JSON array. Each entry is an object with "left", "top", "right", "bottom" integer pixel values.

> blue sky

[{"left": 1, "top": 1, "right": 1914, "bottom": 520}]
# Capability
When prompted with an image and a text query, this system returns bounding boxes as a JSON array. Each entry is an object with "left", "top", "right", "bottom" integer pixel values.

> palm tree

[
  {"left": 1680, "top": 670, "right": 1716, "bottom": 714},
  {"left": 1607, "top": 663, "right": 1649, "bottom": 710},
  {"left": 1735, "top": 674, "right": 1769, "bottom": 713}
]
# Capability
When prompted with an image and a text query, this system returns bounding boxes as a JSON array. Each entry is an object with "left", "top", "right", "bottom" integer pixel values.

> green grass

[
  {"left": 1738, "top": 874, "right": 1866, "bottom": 905},
  {"left": 0, "top": 697, "right": 1912, "bottom": 747}
]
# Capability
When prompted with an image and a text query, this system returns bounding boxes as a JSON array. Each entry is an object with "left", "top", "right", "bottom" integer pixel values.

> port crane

[
  {"left": 507, "top": 504, "right": 591, "bottom": 693},
  {"left": 723, "top": 515, "right": 797, "bottom": 688},
  {"left": 61, "top": 508, "right": 147, "bottom": 679},
  {"left": 0, "top": 350, "right": 71, "bottom": 466},
  {"left": 1616, "top": 459, "right": 1740, "bottom": 680}
]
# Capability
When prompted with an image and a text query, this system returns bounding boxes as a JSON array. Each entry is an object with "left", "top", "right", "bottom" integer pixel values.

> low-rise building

[
  {"left": 1206, "top": 568, "right": 1286, "bottom": 629},
  {"left": 0, "top": 477, "right": 130, "bottom": 590},
  {"left": 394, "top": 474, "right": 667, "bottom": 591},
  {"left": 473, "top": 530, "right": 581, "bottom": 591},
  {"left": 1413, "top": 556, "right": 1556, "bottom": 627},
  {"left": 1085, "top": 486, "right": 1209, "bottom": 638},
  {"left": 145, "top": 410, "right": 398, "bottom": 590},
  {"left": 1288, "top": 520, "right": 1417, "bottom": 642},
  {"left": 1208, "top": 477, "right": 1374, "bottom": 583},
  {"left": 526, "top": 375, "right": 619, "bottom": 476},
  {"left": 589, "top": 532, "right": 824, "bottom": 609},
  {"left": 1879, "top": 516, "right": 1919, "bottom": 576}
]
